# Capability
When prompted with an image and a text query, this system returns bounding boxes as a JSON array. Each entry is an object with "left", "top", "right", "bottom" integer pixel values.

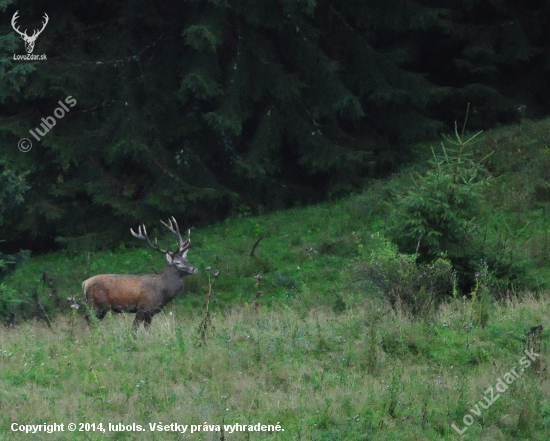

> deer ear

[
  {"left": 182, "top": 249, "right": 189, "bottom": 258},
  {"left": 166, "top": 253, "right": 174, "bottom": 264}
]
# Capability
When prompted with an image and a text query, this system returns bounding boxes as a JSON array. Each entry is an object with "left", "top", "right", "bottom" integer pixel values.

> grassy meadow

[
  {"left": 2, "top": 119, "right": 550, "bottom": 439},
  {"left": 0, "top": 293, "right": 548, "bottom": 440}
]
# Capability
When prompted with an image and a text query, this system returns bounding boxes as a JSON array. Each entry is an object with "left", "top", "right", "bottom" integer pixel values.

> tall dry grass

[{"left": 0, "top": 292, "right": 548, "bottom": 440}]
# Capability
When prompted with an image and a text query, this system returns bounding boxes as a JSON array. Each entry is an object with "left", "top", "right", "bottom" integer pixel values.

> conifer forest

[{"left": 2, "top": 0, "right": 550, "bottom": 253}]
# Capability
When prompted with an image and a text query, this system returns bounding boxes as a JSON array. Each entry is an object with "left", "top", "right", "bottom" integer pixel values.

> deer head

[
  {"left": 11, "top": 11, "right": 49, "bottom": 54},
  {"left": 130, "top": 216, "right": 198, "bottom": 275}
]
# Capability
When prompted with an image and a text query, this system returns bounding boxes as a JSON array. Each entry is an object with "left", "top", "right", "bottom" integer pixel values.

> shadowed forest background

[{"left": 1, "top": 0, "right": 550, "bottom": 254}]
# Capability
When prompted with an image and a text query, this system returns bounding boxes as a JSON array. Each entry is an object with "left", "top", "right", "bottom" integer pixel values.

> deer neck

[{"left": 160, "top": 265, "right": 186, "bottom": 292}]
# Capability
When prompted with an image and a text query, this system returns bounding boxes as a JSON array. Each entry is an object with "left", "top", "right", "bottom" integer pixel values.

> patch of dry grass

[{"left": 0, "top": 293, "right": 548, "bottom": 440}]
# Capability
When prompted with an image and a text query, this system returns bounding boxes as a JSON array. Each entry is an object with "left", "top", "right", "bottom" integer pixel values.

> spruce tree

[{"left": 0, "top": 0, "right": 549, "bottom": 249}]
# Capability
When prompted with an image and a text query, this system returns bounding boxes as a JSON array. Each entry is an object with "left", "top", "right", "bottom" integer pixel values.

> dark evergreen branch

[
  {"left": 327, "top": 5, "right": 372, "bottom": 51},
  {"left": 63, "top": 36, "right": 163, "bottom": 69},
  {"left": 73, "top": 100, "right": 115, "bottom": 114}
]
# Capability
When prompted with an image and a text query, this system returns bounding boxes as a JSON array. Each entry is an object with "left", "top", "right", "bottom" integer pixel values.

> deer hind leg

[
  {"left": 143, "top": 313, "right": 153, "bottom": 330},
  {"left": 85, "top": 308, "right": 107, "bottom": 325}
]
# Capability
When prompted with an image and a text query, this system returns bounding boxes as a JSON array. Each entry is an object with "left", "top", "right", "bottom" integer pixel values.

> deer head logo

[{"left": 11, "top": 11, "right": 49, "bottom": 54}]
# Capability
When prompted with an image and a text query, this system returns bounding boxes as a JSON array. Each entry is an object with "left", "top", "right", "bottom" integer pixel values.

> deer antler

[
  {"left": 131, "top": 217, "right": 190, "bottom": 255},
  {"left": 130, "top": 224, "right": 168, "bottom": 254},
  {"left": 160, "top": 216, "right": 191, "bottom": 253}
]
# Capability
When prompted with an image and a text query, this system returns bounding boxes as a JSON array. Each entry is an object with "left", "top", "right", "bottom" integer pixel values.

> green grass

[
  {"left": 0, "top": 294, "right": 548, "bottom": 440},
  {"left": 1, "top": 192, "right": 381, "bottom": 316},
  {"left": 2, "top": 118, "right": 550, "bottom": 439}
]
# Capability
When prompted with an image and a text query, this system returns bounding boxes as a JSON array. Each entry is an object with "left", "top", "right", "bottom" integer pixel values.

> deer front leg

[{"left": 132, "top": 311, "right": 146, "bottom": 333}]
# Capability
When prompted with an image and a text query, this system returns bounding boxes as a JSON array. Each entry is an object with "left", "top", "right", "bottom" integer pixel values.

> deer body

[{"left": 83, "top": 217, "right": 198, "bottom": 331}]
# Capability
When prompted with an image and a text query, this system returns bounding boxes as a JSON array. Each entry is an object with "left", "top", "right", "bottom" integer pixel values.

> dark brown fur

[{"left": 83, "top": 218, "right": 198, "bottom": 332}]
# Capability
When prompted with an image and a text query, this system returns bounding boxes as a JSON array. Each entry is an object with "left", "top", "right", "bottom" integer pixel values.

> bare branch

[{"left": 250, "top": 235, "right": 265, "bottom": 257}]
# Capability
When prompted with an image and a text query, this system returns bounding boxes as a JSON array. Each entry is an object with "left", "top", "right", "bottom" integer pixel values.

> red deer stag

[{"left": 82, "top": 217, "right": 198, "bottom": 332}]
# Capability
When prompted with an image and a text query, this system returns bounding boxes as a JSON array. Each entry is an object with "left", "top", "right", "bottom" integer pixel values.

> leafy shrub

[
  {"left": 385, "top": 126, "right": 491, "bottom": 291},
  {"left": 0, "top": 247, "right": 30, "bottom": 278},
  {"left": 0, "top": 165, "right": 29, "bottom": 225},
  {"left": 357, "top": 239, "right": 453, "bottom": 314},
  {"left": 0, "top": 283, "right": 21, "bottom": 323}
]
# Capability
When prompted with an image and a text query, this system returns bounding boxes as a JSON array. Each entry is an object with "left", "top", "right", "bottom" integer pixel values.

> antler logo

[{"left": 11, "top": 11, "right": 49, "bottom": 54}]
